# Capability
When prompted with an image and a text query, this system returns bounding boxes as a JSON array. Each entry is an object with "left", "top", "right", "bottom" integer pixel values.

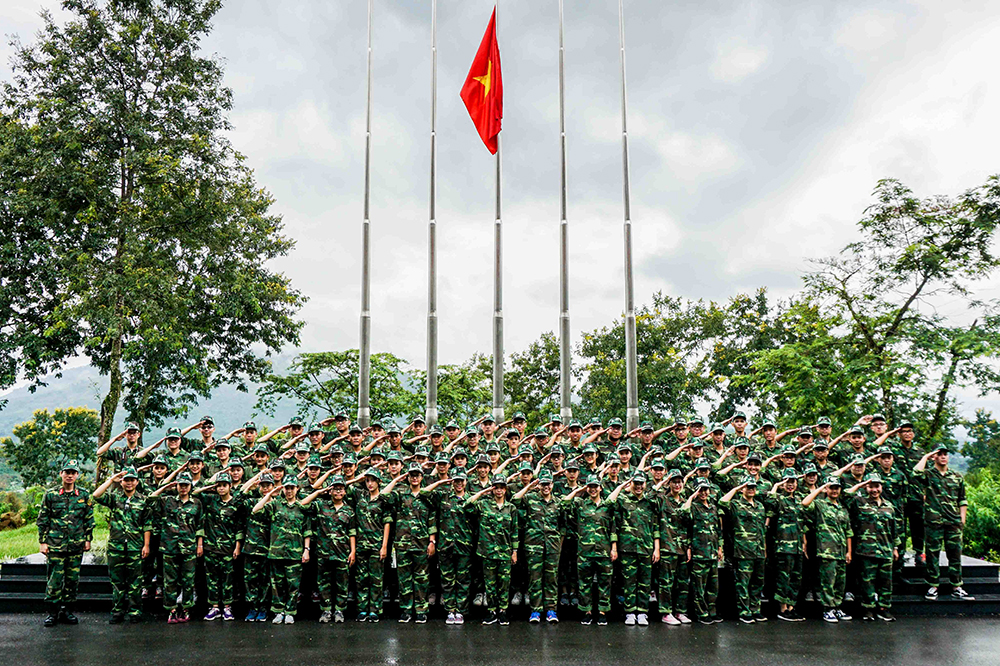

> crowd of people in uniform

[{"left": 35, "top": 410, "right": 971, "bottom": 628}]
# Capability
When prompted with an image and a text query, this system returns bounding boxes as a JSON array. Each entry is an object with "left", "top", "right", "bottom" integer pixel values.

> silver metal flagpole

[
  {"left": 557, "top": 0, "right": 572, "bottom": 421},
  {"left": 492, "top": 0, "right": 505, "bottom": 423},
  {"left": 618, "top": 0, "right": 639, "bottom": 431},
  {"left": 426, "top": 0, "right": 439, "bottom": 427},
  {"left": 357, "top": 0, "right": 374, "bottom": 428}
]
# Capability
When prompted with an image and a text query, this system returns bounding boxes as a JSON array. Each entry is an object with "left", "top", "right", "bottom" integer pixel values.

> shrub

[{"left": 965, "top": 470, "right": 1000, "bottom": 563}]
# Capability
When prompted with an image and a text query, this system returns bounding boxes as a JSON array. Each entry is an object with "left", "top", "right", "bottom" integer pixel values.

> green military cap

[
  {"left": 876, "top": 445, "right": 894, "bottom": 456},
  {"left": 746, "top": 451, "right": 762, "bottom": 463},
  {"left": 740, "top": 474, "right": 758, "bottom": 488},
  {"left": 450, "top": 469, "right": 468, "bottom": 481},
  {"left": 176, "top": 472, "right": 193, "bottom": 485},
  {"left": 152, "top": 455, "right": 169, "bottom": 466},
  {"left": 289, "top": 416, "right": 305, "bottom": 427},
  {"left": 812, "top": 440, "right": 829, "bottom": 450},
  {"left": 449, "top": 448, "right": 468, "bottom": 460},
  {"left": 549, "top": 414, "right": 563, "bottom": 423},
  {"left": 608, "top": 418, "right": 624, "bottom": 427},
  {"left": 518, "top": 461, "right": 534, "bottom": 472},
  {"left": 363, "top": 468, "right": 382, "bottom": 481},
  {"left": 616, "top": 443, "right": 632, "bottom": 453},
  {"left": 781, "top": 444, "right": 798, "bottom": 455},
  {"left": 490, "top": 474, "right": 507, "bottom": 486},
  {"left": 650, "top": 444, "right": 665, "bottom": 455},
  {"left": 689, "top": 439, "right": 704, "bottom": 448},
  {"left": 308, "top": 422, "right": 325, "bottom": 433},
  {"left": 243, "top": 421, "right": 257, "bottom": 431},
  {"left": 475, "top": 454, "right": 491, "bottom": 467},
  {"left": 465, "top": 426, "right": 480, "bottom": 435},
  {"left": 435, "top": 453, "right": 450, "bottom": 464},
  {"left": 640, "top": 422, "right": 654, "bottom": 432},
  {"left": 188, "top": 451, "right": 204, "bottom": 462},
  {"left": 564, "top": 458, "right": 580, "bottom": 470},
  {"left": 407, "top": 462, "right": 424, "bottom": 474},
  {"left": 781, "top": 468, "right": 799, "bottom": 480},
  {"left": 348, "top": 423, "right": 364, "bottom": 434},
  {"left": 932, "top": 444, "right": 950, "bottom": 454},
  {"left": 827, "top": 477, "right": 842, "bottom": 487},
  {"left": 649, "top": 458, "right": 666, "bottom": 469},
  {"left": 386, "top": 422, "right": 401, "bottom": 434},
  {"left": 61, "top": 459, "right": 81, "bottom": 472},
  {"left": 125, "top": 421, "right": 141, "bottom": 432},
  {"left": 710, "top": 423, "right": 725, "bottom": 434},
  {"left": 485, "top": 442, "right": 501, "bottom": 453},
  {"left": 631, "top": 471, "right": 647, "bottom": 483},
  {"left": 342, "top": 453, "right": 357, "bottom": 465},
  {"left": 166, "top": 426, "right": 182, "bottom": 438},
  {"left": 517, "top": 444, "right": 533, "bottom": 455},
  {"left": 695, "top": 458, "right": 711, "bottom": 470},
  {"left": 898, "top": 420, "right": 915, "bottom": 429},
  {"left": 568, "top": 420, "right": 584, "bottom": 429},
  {"left": 122, "top": 466, "right": 139, "bottom": 480},
  {"left": 480, "top": 414, "right": 495, "bottom": 424},
  {"left": 505, "top": 429, "right": 520, "bottom": 439},
  {"left": 369, "top": 447, "right": 386, "bottom": 458},
  {"left": 817, "top": 416, "right": 832, "bottom": 426},
  {"left": 512, "top": 412, "right": 527, "bottom": 421},
  {"left": 871, "top": 413, "right": 886, "bottom": 423},
  {"left": 227, "top": 459, "right": 244, "bottom": 469},
  {"left": 848, "top": 425, "right": 865, "bottom": 435},
  {"left": 268, "top": 459, "right": 286, "bottom": 469},
  {"left": 200, "top": 415, "right": 215, "bottom": 425},
  {"left": 537, "top": 470, "right": 554, "bottom": 484},
  {"left": 429, "top": 425, "right": 443, "bottom": 436},
  {"left": 606, "top": 457, "right": 620, "bottom": 466},
  {"left": 444, "top": 422, "right": 461, "bottom": 430},
  {"left": 798, "top": 428, "right": 814, "bottom": 438},
  {"left": 333, "top": 412, "right": 349, "bottom": 420},
  {"left": 294, "top": 441, "right": 310, "bottom": 453},
  {"left": 761, "top": 420, "right": 777, "bottom": 429},
  {"left": 259, "top": 473, "right": 275, "bottom": 484},
  {"left": 282, "top": 477, "right": 298, "bottom": 488},
  {"left": 695, "top": 478, "right": 712, "bottom": 490},
  {"left": 732, "top": 410, "right": 747, "bottom": 419},
  {"left": 387, "top": 450, "right": 404, "bottom": 462},
  {"left": 667, "top": 469, "right": 683, "bottom": 480},
  {"left": 253, "top": 443, "right": 270, "bottom": 454},
  {"left": 688, "top": 416, "right": 707, "bottom": 426},
  {"left": 549, "top": 444, "right": 565, "bottom": 455},
  {"left": 216, "top": 472, "right": 232, "bottom": 484},
  {"left": 307, "top": 456, "right": 322, "bottom": 468},
  {"left": 328, "top": 445, "right": 344, "bottom": 456},
  {"left": 802, "top": 463, "right": 819, "bottom": 474},
  {"left": 214, "top": 438, "right": 231, "bottom": 449},
  {"left": 585, "top": 474, "right": 601, "bottom": 486},
  {"left": 533, "top": 427, "right": 548, "bottom": 437},
  {"left": 413, "top": 447, "right": 431, "bottom": 459},
  {"left": 864, "top": 472, "right": 883, "bottom": 484},
  {"left": 328, "top": 474, "right": 346, "bottom": 487},
  {"left": 734, "top": 437, "right": 751, "bottom": 448},
  {"left": 850, "top": 454, "right": 866, "bottom": 465}
]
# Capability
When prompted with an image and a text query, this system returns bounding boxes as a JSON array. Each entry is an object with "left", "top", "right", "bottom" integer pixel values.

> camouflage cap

[
  {"left": 781, "top": 444, "right": 798, "bottom": 455},
  {"left": 616, "top": 443, "right": 633, "bottom": 454},
  {"left": 761, "top": 420, "right": 777, "bottom": 429},
  {"left": 259, "top": 473, "right": 275, "bottom": 485},
  {"left": 649, "top": 458, "right": 666, "bottom": 469},
  {"left": 200, "top": 415, "right": 215, "bottom": 425},
  {"left": 411, "top": 415, "right": 426, "bottom": 424},
  {"left": 667, "top": 468, "right": 683, "bottom": 480},
  {"left": 898, "top": 420, "right": 915, "bottom": 429},
  {"left": 227, "top": 459, "right": 244, "bottom": 469},
  {"left": 864, "top": 472, "right": 883, "bottom": 484},
  {"left": 518, "top": 461, "right": 534, "bottom": 472},
  {"left": 782, "top": 468, "right": 799, "bottom": 480},
  {"left": 871, "top": 413, "right": 886, "bottom": 423},
  {"left": 802, "top": 463, "right": 819, "bottom": 474},
  {"left": 387, "top": 451, "right": 404, "bottom": 462},
  {"left": 932, "top": 443, "right": 950, "bottom": 454},
  {"left": 549, "top": 414, "right": 563, "bottom": 423},
  {"left": 243, "top": 421, "right": 257, "bottom": 431},
  {"left": 850, "top": 454, "right": 866, "bottom": 466},
  {"left": 363, "top": 468, "right": 382, "bottom": 481},
  {"left": 216, "top": 472, "right": 232, "bottom": 484},
  {"left": 608, "top": 417, "right": 624, "bottom": 427},
  {"left": 253, "top": 443, "right": 270, "bottom": 454},
  {"left": 798, "top": 428, "right": 814, "bottom": 438},
  {"left": 848, "top": 426, "right": 865, "bottom": 436},
  {"left": 746, "top": 451, "right": 762, "bottom": 463},
  {"left": 640, "top": 422, "right": 655, "bottom": 432},
  {"left": 480, "top": 414, "right": 495, "bottom": 424},
  {"left": 505, "top": 429, "right": 520, "bottom": 439},
  {"left": 435, "top": 453, "right": 450, "bottom": 464},
  {"left": 444, "top": 422, "right": 461, "bottom": 430},
  {"left": 710, "top": 423, "right": 725, "bottom": 434},
  {"left": 877, "top": 445, "right": 894, "bottom": 455},
  {"left": 414, "top": 445, "right": 431, "bottom": 457},
  {"left": 688, "top": 415, "right": 707, "bottom": 426},
  {"left": 582, "top": 443, "right": 599, "bottom": 454},
  {"left": 585, "top": 474, "right": 601, "bottom": 486},
  {"left": 165, "top": 426, "right": 182, "bottom": 438},
  {"left": 348, "top": 423, "right": 363, "bottom": 434},
  {"left": 176, "top": 472, "right": 193, "bottom": 485},
  {"left": 563, "top": 458, "right": 580, "bottom": 470},
  {"left": 152, "top": 455, "right": 169, "bottom": 466},
  {"left": 568, "top": 420, "right": 584, "bottom": 429},
  {"left": 307, "top": 456, "right": 322, "bottom": 468},
  {"left": 371, "top": 421, "right": 384, "bottom": 430},
  {"left": 289, "top": 416, "right": 305, "bottom": 427},
  {"left": 450, "top": 469, "right": 468, "bottom": 481},
  {"left": 308, "top": 422, "right": 325, "bottom": 434},
  {"left": 549, "top": 444, "right": 565, "bottom": 455},
  {"left": 689, "top": 439, "right": 704, "bottom": 448},
  {"left": 449, "top": 448, "right": 468, "bottom": 460},
  {"left": 512, "top": 412, "right": 527, "bottom": 421},
  {"left": 812, "top": 440, "right": 829, "bottom": 450},
  {"left": 827, "top": 476, "right": 842, "bottom": 487},
  {"left": 268, "top": 459, "right": 286, "bottom": 469},
  {"left": 333, "top": 412, "right": 349, "bottom": 420},
  {"left": 187, "top": 451, "right": 204, "bottom": 462},
  {"left": 817, "top": 416, "right": 832, "bottom": 426},
  {"left": 328, "top": 474, "right": 346, "bottom": 487},
  {"left": 342, "top": 453, "right": 357, "bottom": 465},
  {"left": 215, "top": 438, "right": 231, "bottom": 449},
  {"left": 631, "top": 471, "right": 647, "bottom": 483},
  {"left": 490, "top": 474, "right": 507, "bottom": 486},
  {"left": 734, "top": 437, "right": 751, "bottom": 448},
  {"left": 694, "top": 458, "right": 711, "bottom": 470},
  {"left": 695, "top": 478, "right": 712, "bottom": 490},
  {"left": 407, "top": 462, "right": 424, "bottom": 474},
  {"left": 485, "top": 442, "right": 501, "bottom": 453},
  {"left": 369, "top": 447, "right": 386, "bottom": 459},
  {"left": 125, "top": 421, "right": 141, "bottom": 432},
  {"left": 534, "top": 427, "right": 549, "bottom": 437},
  {"left": 465, "top": 426, "right": 480, "bottom": 436},
  {"left": 518, "top": 444, "right": 533, "bottom": 456},
  {"left": 282, "top": 477, "right": 298, "bottom": 487},
  {"left": 122, "top": 466, "right": 139, "bottom": 480},
  {"left": 295, "top": 442, "right": 311, "bottom": 453},
  {"left": 732, "top": 410, "right": 747, "bottom": 419},
  {"left": 740, "top": 474, "right": 758, "bottom": 487},
  {"left": 387, "top": 423, "right": 402, "bottom": 434},
  {"left": 429, "top": 425, "right": 443, "bottom": 436},
  {"left": 537, "top": 470, "right": 554, "bottom": 484}
]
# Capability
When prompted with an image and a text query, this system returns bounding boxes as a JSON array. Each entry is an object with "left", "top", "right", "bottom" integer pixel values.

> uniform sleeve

[
  {"left": 510, "top": 506, "right": 520, "bottom": 551},
  {"left": 426, "top": 497, "right": 438, "bottom": 535},
  {"left": 957, "top": 476, "right": 968, "bottom": 508},
  {"left": 84, "top": 495, "right": 95, "bottom": 541},
  {"left": 195, "top": 500, "right": 206, "bottom": 539},
  {"left": 235, "top": 502, "right": 246, "bottom": 542},
  {"left": 36, "top": 492, "right": 51, "bottom": 544},
  {"left": 610, "top": 499, "right": 620, "bottom": 543}
]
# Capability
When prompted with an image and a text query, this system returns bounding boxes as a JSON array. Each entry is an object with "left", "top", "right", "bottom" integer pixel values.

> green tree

[
  {"left": 1, "top": 407, "right": 99, "bottom": 487},
  {"left": 963, "top": 409, "right": 1000, "bottom": 476},
  {"left": 964, "top": 470, "right": 1000, "bottom": 562},
  {"left": 0, "top": 0, "right": 304, "bottom": 441},
  {"left": 414, "top": 355, "right": 492, "bottom": 425},
  {"left": 504, "top": 332, "right": 563, "bottom": 426}
]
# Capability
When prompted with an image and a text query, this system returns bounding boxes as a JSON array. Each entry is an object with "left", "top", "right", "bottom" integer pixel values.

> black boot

[
  {"left": 44, "top": 604, "right": 59, "bottom": 627},
  {"left": 59, "top": 605, "right": 79, "bottom": 625},
  {"left": 109, "top": 612, "right": 125, "bottom": 624}
]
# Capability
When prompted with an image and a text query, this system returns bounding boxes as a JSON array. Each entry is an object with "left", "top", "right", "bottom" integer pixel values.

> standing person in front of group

[
  {"left": 513, "top": 469, "right": 565, "bottom": 623},
  {"left": 253, "top": 477, "right": 312, "bottom": 625},
  {"left": 721, "top": 476, "right": 768, "bottom": 624},
  {"left": 301, "top": 475, "right": 356, "bottom": 624},
  {"left": 240, "top": 473, "right": 275, "bottom": 622},
  {"left": 608, "top": 471, "right": 660, "bottom": 627},
  {"left": 199, "top": 472, "right": 244, "bottom": 622},
  {"left": 802, "top": 479, "right": 853, "bottom": 623},
  {"left": 566, "top": 475, "right": 614, "bottom": 626},
  {"left": 383, "top": 463, "right": 437, "bottom": 624},
  {"left": 149, "top": 472, "right": 204, "bottom": 624},
  {"left": 352, "top": 469, "right": 393, "bottom": 622},
  {"left": 37, "top": 460, "right": 95, "bottom": 627},
  {"left": 469, "top": 475, "right": 519, "bottom": 625},
  {"left": 846, "top": 473, "right": 899, "bottom": 621},
  {"left": 685, "top": 478, "right": 723, "bottom": 625}
]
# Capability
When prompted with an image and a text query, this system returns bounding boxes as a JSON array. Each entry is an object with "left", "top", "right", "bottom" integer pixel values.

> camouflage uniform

[
  {"left": 892, "top": 441, "right": 926, "bottom": 555},
  {"left": 241, "top": 492, "right": 272, "bottom": 614},
  {"left": 687, "top": 499, "right": 721, "bottom": 621},
  {"left": 613, "top": 492, "right": 660, "bottom": 614},
  {"left": 571, "top": 495, "right": 614, "bottom": 614},
  {"left": 920, "top": 465, "right": 967, "bottom": 587},
  {"left": 201, "top": 494, "right": 245, "bottom": 607},
  {"left": 658, "top": 493, "right": 690, "bottom": 617},
  {"left": 37, "top": 487, "right": 95, "bottom": 609},
  {"left": 434, "top": 490, "right": 476, "bottom": 615},
  {"left": 265, "top": 499, "right": 312, "bottom": 615},
  {"left": 518, "top": 493, "right": 565, "bottom": 612},
  {"left": 312, "top": 498, "right": 357, "bottom": 613},
  {"left": 765, "top": 491, "right": 805, "bottom": 606},
  {"left": 95, "top": 488, "right": 152, "bottom": 618},
  {"left": 391, "top": 488, "right": 436, "bottom": 615},
  {"left": 104, "top": 445, "right": 142, "bottom": 474},
  {"left": 722, "top": 495, "right": 767, "bottom": 619},
  {"left": 155, "top": 494, "right": 204, "bottom": 611},
  {"left": 473, "top": 498, "right": 519, "bottom": 613},
  {"left": 352, "top": 491, "right": 393, "bottom": 617},
  {"left": 806, "top": 496, "right": 852, "bottom": 610},
  {"left": 851, "top": 495, "right": 898, "bottom": 611}
]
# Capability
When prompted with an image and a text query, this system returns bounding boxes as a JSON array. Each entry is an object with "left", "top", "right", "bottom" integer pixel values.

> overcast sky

[{"left": 3, "top": 0, "right": 999, "bottom": 417}]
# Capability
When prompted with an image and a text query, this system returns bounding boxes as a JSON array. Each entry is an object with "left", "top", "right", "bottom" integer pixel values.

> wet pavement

[{"left": 2, "top": 613, "right": 998, "bottom": 666}]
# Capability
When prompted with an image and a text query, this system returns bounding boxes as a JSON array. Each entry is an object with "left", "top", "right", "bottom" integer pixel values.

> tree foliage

[{"left": 1, "top": 407, "right": 99, "bottom": 487}]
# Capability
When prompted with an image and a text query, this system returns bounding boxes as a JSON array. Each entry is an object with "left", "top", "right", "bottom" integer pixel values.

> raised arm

[
  {"left": 93, "top": 471, "right": 126, "bottom": 499},
  {"left": 513, "top": 479, "right": 539, "bottom": 501},
  {"left": 605, "top": 479, "right": 631, "bottom": 504},
  {"left": 96, "top": 430, "right": 127, "bottom": 456},
  {"left": 801, "top": 482, "right": 831, "bottom": 507},
  {"left": 134, "top": 436, "right": 168, "bottom": 460}
]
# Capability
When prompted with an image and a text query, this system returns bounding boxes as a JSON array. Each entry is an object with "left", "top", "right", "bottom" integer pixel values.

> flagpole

[
  {"left": 492, "top": 1, "right": 505, "bottom": 423},
  {"left": 426, "top": 0, "right": 439, "bottom": 427},
  {"left": 618, "top": 0, "right": 639, "bottom": 431},
  {"left": 557, "top": 0, "right": 572, "bottom": 421},
  {"left": 357, "top": 0, "right": 374, "bottom": 429}
]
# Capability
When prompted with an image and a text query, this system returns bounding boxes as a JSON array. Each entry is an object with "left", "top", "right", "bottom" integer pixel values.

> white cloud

[{"left": 711, "top": 41, "right": 769, "bottom": 82}]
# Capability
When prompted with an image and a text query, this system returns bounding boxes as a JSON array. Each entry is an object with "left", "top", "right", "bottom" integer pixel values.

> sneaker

[
  {"left": 570, "top": 596, "right": 580, "bottom": 607},
  {"left": 128, "top": 614, "right": 143, "bottom": 624},
  {"left": 624, "top": 613, "right": 636, "bottom": 626},
  {"left": 109, "top": 613, "right": 124, "bottom": 624},
  {"left": 835, "top": 609, "right": 852, "bottom": 621},
  {"left": 699, "top": 616, "right": 714, "bottom": 625},
  {"left": 862, "top": 612, "right": 875, "bottom": 621},
  {"left": 791, "top": 610, "right": 806, "bottom": 622},
  {"left": 661, "top": 613, "right": 681, "bottom": 625},
  {"left": 319, "top": 611, "right": 332, "bottom": 623},
  {"left": 368, "top": 614, "right": 379, "bottom": 623},
  {"left": 272, "top": 613, "right": 285, "bottom": 624},
  {"left": 331, "top": 610, "right": 342, "bottom": 623},
  {"left": 256, "top": 610, "right": 269, "bottom": 622},
  {"left": 925, "top": 586, "right": 938, "bottom": 600},
  {"left": 650, "top": 591, "right": 658, "bottom": 603},
  {"left": 284, "top": 614, "right": 295, "bottom": 624},
  {"left": 581, "top": 613, "right": 592, "bottom": 626},
  {"left": 428, "top": 593, "right": 438, "bottom": 606},
  {"left": 877, "top": 610, "right": 896, "bottom": 622},
  {"left": 636, "top": 613, "right": 648, "bottom": 626},
  {"left": 167, "top": 610, "right": 179, "bottom": 624},
  {"left": 546, "top": 610, "right": 559, "bottom": 624},
  {"left": 155, "top": 586, "right": 163, "bottom": 600},
  {"left": 777, "top": 611, "right": 796, "bottom": 622},
  {"left": 529, "top": 611, "right": 541, "bottom": 623},
  {"left": 804, "top": 591, "right": 814, "bottom": 602},
  {"left": 356, "top": 612, "right": 368, "bottom": 622},
  {"left": 142, "top": 587, "right": 150, "bottom": 600},
  {"left": 446, "top": 612, "right": 456, "bottom": 625},
  {"left": 739, "top": 616, "right": 755, "bottom": 624},
  {"left": 676, "top": 613, "right": 692, "bottom": 624},
  {"left": 454, "top": 613, "right": 464, "bottom": 624},
  {"left": 753, "top": 612, "right": 767, "bottom": 622},
  {"left": 952, "top": 587, "right": 975, "bottom": 600},
  {"left": 844, "top": 592, "right": 855, "bottom": 602},
  {"left": 498, "top": 611, "right": 509, "bottom": 626},
  {"left": 204, "top": 607, "right": 222, "bottom": 621},
  {"left": 415, "top": 613, "right": 427, "bottom": 624},
  {"left": 474, "top": 593, "right": 485, "bottom": 607},
  {"left": 222, "top": 607, "right": 234, "bottom": 621},
  {"left": 822, "top": 610, "right": 838, "bottom": 623},
  {"left": 176, "top": 609, "right": 189, "bottom": 623},
  {"left": 512, "top": 592, "right": 523, "bottom": 606},
  {"left": 713, "top": 615, "right": 724, "bottom": 624},
  {"left": 398, "top": 611, "right": 412, "bottom": 623},
  {"left": 482, "top": 611, "right": 498, "bottom": 625}
]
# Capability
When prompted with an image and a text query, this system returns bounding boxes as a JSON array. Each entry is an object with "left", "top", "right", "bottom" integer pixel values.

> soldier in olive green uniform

[
  {"left": 802, "top": 479, "right": 853, "bottom": 623},
  {"left": 352, "top": 468, "right": 393, "bottom": 622},
  {"left": 609, "top": 471, "right": 660, "bottom": 626},
  {"left": 470, "top": 475, "right": 519, "bottom": 625},
  {"left": 514, "top": 469, "right": 565, "bottom": 622},
  {"left": 241, "top": 473, "right": 275, "bottom": 621},
  {"left": 149, "top": 471, "right": 204, "bottom": 623},
  {"left": 915, "top": 444, "right": 973, "bottom": 600},
  {"left": 886, "top": 421, "right": 926, "bottom": 563},
  {"left": 200, "top": 472, "right": 245, "bottom": 620},
  {"left": 253, "top": 477, "right": 312, "bottom": 624},
  {"left": 37, "top": 460, "right": 95, "bottom": 627},
  {"left": 92, "top": 466, "right": 152, "bottom": 623},
  {"left": 685, "top": 478, "right": 722, "bottom": 624},
  {"left": 302, "top": 475, "right": 356, "bottom": 623},
  {"left": 765, "top": 469, "right": 806, "bottom": 621},
  {"left": 383, "top": 463, "right": 437, "bottom": 623},
  {"left": 425, "top": 469, "right": 475, "bottom": 624},
  {"left": 656, "top": 469, "right": 691, "bottom": 624},
  {"left": 847, "top": 472, "right": 898, "bottom": 621},
  {"left": 567, "top": 474, "right": 613, "bottom": 625},
  {"left": 721, "top": 475, "right": 767, "bottom": 623}
]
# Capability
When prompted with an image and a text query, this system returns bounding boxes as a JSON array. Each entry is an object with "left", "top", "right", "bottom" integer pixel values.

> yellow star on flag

[{"left": 474, "top": 60, "right": 492, "bottom": 98}]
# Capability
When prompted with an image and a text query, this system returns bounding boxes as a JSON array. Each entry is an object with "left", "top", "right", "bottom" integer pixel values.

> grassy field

[{"left": 1, "top": 509, "right": 110, "bottom": 561}]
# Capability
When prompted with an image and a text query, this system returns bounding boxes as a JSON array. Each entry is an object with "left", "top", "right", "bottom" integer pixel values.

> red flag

[{"left": 460, "top": 8, "right": 503, "bottom": 154}]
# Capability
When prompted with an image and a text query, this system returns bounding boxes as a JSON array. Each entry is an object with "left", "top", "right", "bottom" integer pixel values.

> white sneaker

[
  {"left": 676, "top": 613, "right": 692, "bottom": 624},
  {"left": 318, "top": 611, "right": 331, "bottom": 623},
  {"left": 271, "top": 613, "right": 285, "bottom": 624},
  {"left": 428, "top": 593, "right": 438, "bottom": 606},
  {"left": 661, "top": 613, "right": 681, "bottom": 625},
  {"left": 624, "top": 613, "right": 636, "bottom": 626},
  {"left": 454, "top": 613, "right": 464, "bottom": 625},
  {"left": 473, "top": 593, "right": 484, "bottom": 607},
  {"left": 650, "top": 591, "right": 657, "bottom": 603},
  {"left": 284, "top": 614, "right": 295, "bottom": 624},
  {"left": 844, "top": 592, "right": 854, "bottom": 602},
  {"left": 637, "top": 613, "right": 649, "bottom": 626},
  {"left": 446, "top": 612, "right": 456, "bottom": 625}
]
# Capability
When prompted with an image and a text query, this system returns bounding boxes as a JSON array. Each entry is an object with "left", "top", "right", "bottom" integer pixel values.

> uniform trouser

[
  {"left": 318, "top": 558, "right": 350, "bottom": 612},
  {"left": 558, "top": 538, "right": 578, "bottom": 598},
  {"left": 658, "top": 553, "right": 689, "bottom": 615},
  {"left": 397, "top": 549, "right": 429, "bottom": 614},
  {"left": 44, "top": 552, "right": 83, "bottom": 605},
  {"left": 773, "top": 553, "right": 803, "bottom": 606},
  {"left": 689, "top": 559, "right": 718, "bottom": 620},
  {"left": 620, "top": 552, "right": 652, "bottom": 613},
  {"left": 577, "top": 555, "right": 612, "bottom": 614},
  {"left": 107, "top": 549, "right": 143, "bottom": 615},
  {"left": 512, "top": 545, "right": 528, "bottom": 598},
  {"left": 269, "top": 559, "right": 302, "bottom": 615},
  {"left": 733, "top": 558, "right": 765, "bottom": 618},
  {"left": 482, "top": 557, "right": 512, "bottom": 612},
  {"left": 906, "top": 500, "right": 925, "bottom": 555},
  {"left": 526, "top": 544, "right": 561, "bottom": 612},
  {"left": 204, "top": 551, "right": 235, "bottom": 606},
  {"left": 142, "top": 535, "right": 162, "bottom": 589},
  {"left": 439, "top": 548, "right": 472, "bottom": 614},
  {"left": 162, "top": 553, "right": 196, "bottom": 611},
  {"left": 859, "top": 557, "right": 893, "bottom": 610},
  {"left": 243, "top": 554, "right": 270, "bottom": 610},
  {"left": 924, "top": 524, "right": 964, "bottom": 587},
  {"left": 817, "top": 558, "right": 846, "bottom": 609},
  {"left": 356, "top": 550, "right": 384, "bottom": 616}
]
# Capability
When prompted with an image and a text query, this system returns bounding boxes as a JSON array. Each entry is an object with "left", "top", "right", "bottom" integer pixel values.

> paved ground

[{"left": 2, "top": 613, "right": 998, "bottom": 666}]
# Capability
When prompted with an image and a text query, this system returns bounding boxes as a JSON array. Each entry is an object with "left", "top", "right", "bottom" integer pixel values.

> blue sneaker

[
  {"left": 356, "top": 612, "right": 368, "bottom": 622},
  {"left": 256, "top": 610, "right": 269, "bottom": 622},
  {"left": 529, "top": 611, "right": 541, "bottom": 623},
  {"left": 245, "top": 610, "right": 256, "bottom": 622},
  {"left": 546, "top": 610, "right": 559, "bottom": 624}
]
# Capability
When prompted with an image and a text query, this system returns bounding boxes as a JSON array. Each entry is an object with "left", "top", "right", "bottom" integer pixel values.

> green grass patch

[{"left": 1, "top": 508, "right": 110, "bottom": 561}]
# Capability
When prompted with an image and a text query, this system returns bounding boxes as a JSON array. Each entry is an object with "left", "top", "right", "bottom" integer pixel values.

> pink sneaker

[{"left": 661, "top": 613, "right": 681, "bottom": 625}]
